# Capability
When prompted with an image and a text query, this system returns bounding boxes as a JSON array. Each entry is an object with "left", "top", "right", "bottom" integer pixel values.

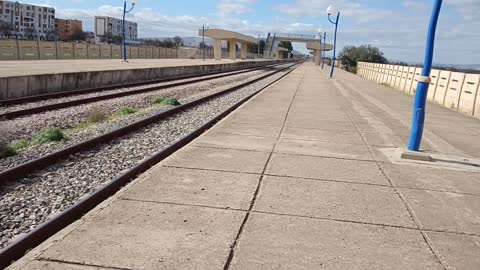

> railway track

[
  {"left": 0, "top": 61, "right": 301, "bottom": 267},
  {"left": 0, "top": 62, "right": 284, "bottom": 120}
]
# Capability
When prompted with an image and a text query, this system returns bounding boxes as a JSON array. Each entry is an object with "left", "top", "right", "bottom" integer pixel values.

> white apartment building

[
  {"left": 94, "top": 16, "right": 137, "bottom": 43},
  {"left": 0, "top": 1, "right": 55, "bottom": 39}
]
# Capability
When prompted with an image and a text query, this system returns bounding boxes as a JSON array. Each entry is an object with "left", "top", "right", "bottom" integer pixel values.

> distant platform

[
  {"left": 0, "top": 59, "right": 272, "bottom": 78},
  {"left": 0, "top": 59, "right": 283, "bottom": 101}
]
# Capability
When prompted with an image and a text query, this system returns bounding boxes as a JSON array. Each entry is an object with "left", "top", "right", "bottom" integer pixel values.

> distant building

[
  {"left": 94, "top": 16, "right": 137, "bottom": 43},
  {"left": 55, "top": 19, "right": 82, "bottom": 41},
  {"left": 0, "top": 1, "right": 55, "bottom": 39}
]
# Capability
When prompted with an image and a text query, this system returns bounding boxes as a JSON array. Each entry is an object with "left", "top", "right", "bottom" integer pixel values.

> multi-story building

[
  {"left": 0, "top": 1, "right": 55, "bottom": 39},
  {"left": 55, "top": 19, "right": 82, "bottom": 41},
  {"left": 94, "top": 16, "right": 137, "bottom": 43}
]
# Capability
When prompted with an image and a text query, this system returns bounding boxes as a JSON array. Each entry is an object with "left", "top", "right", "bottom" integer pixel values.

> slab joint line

[{"left": 222, "top": 64, "right": 306, "bottom": 270}]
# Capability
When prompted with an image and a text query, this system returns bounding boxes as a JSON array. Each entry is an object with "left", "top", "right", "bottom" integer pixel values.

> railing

[
  {"left": 275, "top": 33, "right": 317, "bottom": 40},
  {"left": 357, "top": 61, "right": 480, "bottom": 119}
]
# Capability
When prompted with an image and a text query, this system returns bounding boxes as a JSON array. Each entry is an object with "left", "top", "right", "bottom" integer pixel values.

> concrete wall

[
  {"left": 0, "top": 60, "right": 289, "bottom": 101},
  {"left": 357, "top": 61, "right": 480, "bottom": 119},
  {"left": 0, "top": 39, "right": 215, "bottom": 61}
]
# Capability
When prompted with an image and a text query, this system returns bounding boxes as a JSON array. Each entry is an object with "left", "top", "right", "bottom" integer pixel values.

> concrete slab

[
  {"left": 225, "top": 112, "right": 286, "bottom": 127},
  {"left": 16, "top": 260, "right": 105, "bottom": 270},
  {"left": 208, "top": 122, "right": 282, "bottom": 138},
  {"left": 361, "top": 132, "right": 408, "bottom": 147},
  {"left": 164, "top": 146, "right": 270, "bottom": 174},
  {"left": 40, "top": 200, "right": 245, "bottom": 270},
  {"left": 426, "top": 232, "right": 480, "bottom": 270},
  {"left": 121, "top": 167, "right": 259, "bottom": 210},
  {"left": 382, "top": 163, "right": 480, "bottom": 195},
  {"left": 286, "top": 112, "right": 352, "bottom": 123},
  {"left": 281, "top": 126, "right": 364, "bottom": 144},
  {"left": 193, "top": 133, "right": 277, "bottom": 152},
  {"left": 266, "top": 153, "right": 389, "bottom": 185},
  {"left": 274, "top": 137, "right": 373, "bottom": 160},
  {"left": 400, "top": 188, "right": 480, "bottom": 234},
  {"left": 254, "top": 176, "right": 415, "bottom": 227},
  {"left": 284, "top": 118, "right": 357, "bottom": 132},
  {"left": 229, "top": 213, "right": 443, "bottom": 269}
]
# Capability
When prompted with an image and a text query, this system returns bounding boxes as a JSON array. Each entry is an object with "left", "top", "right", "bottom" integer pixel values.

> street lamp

[
  {"left": 202, "top": 23, "right": 209, "bottom": 61},
  {"left": 122, "top": 0, "right": 136, "bottom": 62},
  {"left": 326, "top": 3, "right": 340, "bottom": 78},
  {"left": 407, "top": 0, "right": 443, "bottom": 151}
]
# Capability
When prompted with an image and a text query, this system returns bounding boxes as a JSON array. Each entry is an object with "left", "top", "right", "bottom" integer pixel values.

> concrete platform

[
  {"left": 0, "top": 59, "right": 282, "bottom": 100},
  {"left": 8, "top": 62, "right": 480, "bottom": 270}
]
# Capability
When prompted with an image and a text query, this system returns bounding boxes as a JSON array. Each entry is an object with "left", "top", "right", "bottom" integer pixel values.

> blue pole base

[{"left": 407, "top": 81, "right": 429, "bottom": 151}]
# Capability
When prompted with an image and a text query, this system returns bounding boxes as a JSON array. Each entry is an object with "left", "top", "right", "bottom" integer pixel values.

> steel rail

[
  {"left": 0, "top": 62, "right": 299, "bottom": 185},
  {"left": 0, "top": 62, "right": 301, "bottom": 269},
  {"left": 0, "top": 63, "right": 286, "bottom": 120}
]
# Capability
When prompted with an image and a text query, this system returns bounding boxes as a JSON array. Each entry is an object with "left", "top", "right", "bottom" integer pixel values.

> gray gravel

[
  {"left": 0, "top": 67, "right": 278, "bottom": 141},
  {"left": 0, "top": 66, "right": 275, "bottom": 114},
  {"left": 0, "top": 66, "right": 290, "bottom": 172},
  {"left": 0, "top": 65, "right": 295, "bottom": 249}
]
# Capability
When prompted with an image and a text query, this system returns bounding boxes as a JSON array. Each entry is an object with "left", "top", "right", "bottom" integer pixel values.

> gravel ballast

[
  {"left": 0, "top": 65, "right": 295, "bottom": 249},
  {"left": 0, "top": 65, "right": 291, "bottom": 172}
]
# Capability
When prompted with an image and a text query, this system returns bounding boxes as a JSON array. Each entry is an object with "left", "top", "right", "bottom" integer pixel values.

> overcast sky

[{"left": 27, "top": 0, "right": 480, "bottom": 65}]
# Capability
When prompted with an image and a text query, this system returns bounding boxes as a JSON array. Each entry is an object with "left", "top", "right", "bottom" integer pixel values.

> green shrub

[
  {"left": 151, "top": 96, "right": 181, "bottom": 106},
  {"left": 31, "top": 127, "right": 64, "bottom": 145},
  {"left": 164, "top": 98, "right": 181, "bottom": 106},
  {"left": 86, "top": 107, "right": 107, "bottom": 123},
  {"left": 118, "top": 107, "right": 137, "bottom": 115},
  {"left": 151, "top": 96, "right": 166, "bottom": 104},
  {"left": 9, "top": 139, "right": 29, "bottom": 152}
]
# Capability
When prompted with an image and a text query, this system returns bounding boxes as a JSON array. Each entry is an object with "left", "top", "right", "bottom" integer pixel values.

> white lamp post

[{"left": 326, "top": 3, "right": 340, "bottom": 78}]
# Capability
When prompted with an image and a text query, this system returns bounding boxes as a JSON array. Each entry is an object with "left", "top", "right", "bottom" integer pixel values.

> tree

[
  {"left": 112, "top": 35, "right": 122, "bottom": 45},
  {"left": 68, "top": 27, "right": 87, "bottom": 41},
  {"left": 250, "top": 40, "right": 266, "bottom": 55},
  {"left": 173, "top": 36, "right": 183, "bottom": 48},
  {"left": 46, "top": 30, "right": 58, "bottom": 41},
  {"left": 338, "top": 45, "right": 388, "bottom": 73},
  {"left": 278, "top": 41, "right": 293, "bottom": 52},
  {"left": 0, "top": 21, "right": 13, "bottom": 38},
  {"left": 24, "top": 27, "right": 35, "bottom": 40},
  {"left": 259, "top": 40, "right": 266, "bottom": 54}
]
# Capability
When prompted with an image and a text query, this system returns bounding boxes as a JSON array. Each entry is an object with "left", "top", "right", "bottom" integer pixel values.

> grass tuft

[
  {"left": 31, "top": 127, "right": 64, "bottom": 145},
  {"left": 151, "top": 96, "right": 181, "bottom": 106},
  {"left": 151, "top": 96, "right": 166, "bottom": 104},
  {"left": 9, "top": 139, "right": 29, "bottom": 152},
  {"left": 117, "top": 107, "right": 137, "bottom": 116}
]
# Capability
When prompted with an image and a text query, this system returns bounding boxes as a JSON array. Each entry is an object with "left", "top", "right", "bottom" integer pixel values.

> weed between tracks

[
  {"left": 1, "top": 128, "right": 65, "bottom": 159},
  {"left": 1, "top": 98, "right": 179, "bottom": 159},
  {"left": 151, "top": 96, "right": 181, "bottom": 106}
]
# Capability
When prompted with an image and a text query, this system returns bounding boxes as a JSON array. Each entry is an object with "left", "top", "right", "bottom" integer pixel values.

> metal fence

[
  {"left": 0, "top": 39, "right": 214, "bottom": 61},
  {"left": 357, "top": 61, "right": 480, "bottom": 119}
]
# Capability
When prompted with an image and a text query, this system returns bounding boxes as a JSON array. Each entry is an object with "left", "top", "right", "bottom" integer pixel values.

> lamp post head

[
  {"left": 131, "top": 0, "right": 137, "bottom": 5},
  {"left": 327, "top": 4, "right": 334, "bottom": 15}
]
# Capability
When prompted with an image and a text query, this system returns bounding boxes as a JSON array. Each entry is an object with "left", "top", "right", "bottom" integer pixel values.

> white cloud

[{"left": 217, "top": 0, "right": 256, "bottom": 17}]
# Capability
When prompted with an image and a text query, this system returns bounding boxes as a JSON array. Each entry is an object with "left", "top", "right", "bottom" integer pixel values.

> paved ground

[
  {"left": 8, "top": 62, "right": 480, "bottom": 269},
  {"left": 0, "top": 59, "right": 270, "bottom": 77}
]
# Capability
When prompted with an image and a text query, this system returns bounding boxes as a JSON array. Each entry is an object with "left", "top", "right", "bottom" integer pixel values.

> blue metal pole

[
  {"left": 122, "top": 0, "right": 127, "bottom": 62},
  {"left": 407, "top": 0, "right": 443, "bottom": 151},
  {"left": 322, "top": 32, "right": 326, "bottom": 69},
  {"left": 328, "top": 12, "right": 340, "bottom": 78}
]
